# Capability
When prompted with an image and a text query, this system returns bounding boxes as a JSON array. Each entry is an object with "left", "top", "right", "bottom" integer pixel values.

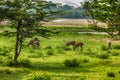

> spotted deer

[
  {"left": 73, "top": 42, "right": 84, "bottom": 51},
  {"left": 27, "top": 38, "right": 40, "bottom": 49},
  {"left": 65, "top": 40, "right": 76, "bottom": 46},
  {"left": 108, "top": 40, "right": 111, "bottom": 50}
]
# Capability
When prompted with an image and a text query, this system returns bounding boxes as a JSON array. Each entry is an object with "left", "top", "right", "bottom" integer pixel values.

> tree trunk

[{"left": 14, "top": 20, "right": 22, "bottom": 62}]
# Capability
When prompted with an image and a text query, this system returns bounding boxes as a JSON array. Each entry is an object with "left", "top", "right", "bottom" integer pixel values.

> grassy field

[{"left": 0, "top": 26, "right": 120, "bottom": 80}]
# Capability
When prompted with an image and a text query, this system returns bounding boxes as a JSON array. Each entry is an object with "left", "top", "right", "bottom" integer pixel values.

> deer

[
  {"left": 65, "top": 40, "right": 76, "bottom": 50},
  {"left": 65, "top": 40, "right": 76, "bottom": 46},
  {"left": 73, "top": 42, "right": 84, "bottom": 51},
  {"left": 27, "top": 38, "right": 40, "bottom": 49},
  {"left": 107, "top": 40, "right": 111, "bottom": 50}
]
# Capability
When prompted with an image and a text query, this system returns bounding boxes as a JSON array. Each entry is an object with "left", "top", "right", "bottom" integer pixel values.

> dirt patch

[
  {"left": 111, "top": 40, "right": 120, "bottom": 44},
  {"left": 43, "top": 18, "right": 107, "bottom": 27}
]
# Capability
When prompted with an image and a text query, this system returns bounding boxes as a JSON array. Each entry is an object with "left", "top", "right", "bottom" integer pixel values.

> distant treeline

[
  {"left": 60, "top": 5, "right": 85, "bottom": 18},
  {"left": 48, "top": 1, "right": 85, "bottom": 19}
]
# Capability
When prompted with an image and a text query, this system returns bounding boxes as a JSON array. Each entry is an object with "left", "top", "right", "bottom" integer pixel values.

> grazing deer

[
  {"left": 27, "top": 38, "right": 40, "bottom": 49},
  {"left": 73, "top": 42, "right": 84, "bottom": 51},
  {"left": 65, "top": 40, "right": 76, "bottom": 46},
  {"left": 108, "top": 40, "right": 111, "bottom": 50}
]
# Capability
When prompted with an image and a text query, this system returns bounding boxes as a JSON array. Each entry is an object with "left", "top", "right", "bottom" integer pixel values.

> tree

[
  {"left": 0, "top": 0, "right": 60, "bottom": 62},
  {"left": 82, "top": 0, "right": 120, "bottom": 39},
  {"left": 82, "top": 0, "right": 99, "bottom": 28},
  {"left": 60, "top": 5, "right": 85, "bottom": 18}
]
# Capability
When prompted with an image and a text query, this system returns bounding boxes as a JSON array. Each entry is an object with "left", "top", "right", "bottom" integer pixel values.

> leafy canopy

[
  {"left": 82, "top": 0, "right": 120, "bottom": 39},
  {"left": 0, "top": 0, "right": 61, "bottom": 62}
]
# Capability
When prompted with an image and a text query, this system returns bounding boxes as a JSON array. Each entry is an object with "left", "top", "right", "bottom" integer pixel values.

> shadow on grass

[{"left": 28, "top": 61, "right": 96, "bottom": 74}]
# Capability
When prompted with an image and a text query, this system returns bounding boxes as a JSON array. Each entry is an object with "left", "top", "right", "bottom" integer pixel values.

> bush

[
  {"left": 111, "top": 51, "right": 119, "bottom": 56},
  {"left": 46, "top": 49, "right": 54, "bottom": 55},
  {"left": 118, "top": 71, "right": 120, "bottom": 74},
  {"left": 22, "top": 72, "right": 51, "bottom": 80},
  {"left": 55, "top": 45, "right": 71, "bottom": 51},
  {"left": 6, "top": 58, "right": 31, "bottom": 67},
  {"left": 0, "top": 68, "right": 12, "bottom": 74},
  {"left": 84, "top": 50, "right": 95, "bottom": 55},
  {"left": 63, "top": 46, "right": 71, "bottom": 51},
  {"left": 82, "top": 58, "right": 89, "bottom": 63},
  {"left": 0, "top": 46, "right": 13, "bottom": 56},
  {"left": 64, "top": 58, "right": 80, "bottom": 67},
  {"left": 28, "top": 54, "right": 42, "bottom": 58},
  {"left": 55, "top": 46, "right": 65, "bottom": 54},
  {"left": 45, "top": 46, "right": 53, "bottom": 50},
  {"left": 113, "top": 44, "right": 120, "bottom": 49},
  {"left": 97, "top": 53, "right": 109, "bottom": 59},
  {"left": 101, "top": 45, "right": 108, "bottom": 51},
  {"left": 18, "top": 58, "right": 31, "bottom": 67},
  {"left": 107, "top": 71, "right": 115, "bottom": 77}
]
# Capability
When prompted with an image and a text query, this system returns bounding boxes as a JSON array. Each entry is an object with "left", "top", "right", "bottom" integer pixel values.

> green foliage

[
  {"left": 82, "top": 58, "right": 89, "bottom": 63},
  {"left": 118, "top": 71, "right": 120, "bottom": 74},
  {"left": 45, "top": 46, "right": 53, "bottom": 50},
  {"left": 0, "top": 46, "right": 12, "bottom": 56},
  {"left": 18, "top": 58, "right": 31, "bottom": 67},
  {"left": 0, "top": 68, "right": 12, "bottom": 74},
  {"left": 44, "top": 46, "right": 54, "bottom": 55},
  {"left": 22, "top": 72, "right": 51, "bottom": 80},
  {"left": 82, "top": 0, "right": 120, "bottom": 39},
  {"left": 55, "top": 46, "right": 65, "bottom": 54},
  {"left": 27, "top": 50, "right": 43, "bottom": 58},
  {"left": 59, "top": 5, "right": 85, "bottom": 18},
  {"left": 0, "top": 0, "right": 61, "bottom": 62},
  {"left": 63, "top": 46, "right": 72, "bottom": 51},
  {"left": 84, "top": 49, "right": 96, "bottom": 55},
  {"left": 0, "top": 26, "right": 120, "bottom": 80},
  {"left": 55, "top": 45, "right": 72, "bottom": 51},
  {"left": 113, "top": 44, "right": 120, "bottom": 49},
  {"left": 0, "top": 67, "right": 24, "bottom": 74},
  {"left": 107, "top": 71, "right": 115, "bottom": 77},
  {"left": 64, "top": 58, "right": 80, "bottom": 67},
  {"left": 111, "top": 51, "right": 119, "bottom": 56},
  {"left": 46, "top": 49, "right": 54, "bottom": 56},
  {"left": 101, "top": 45, "right": 108, "bottom": 51},
  {"left": 97, "top": 53, "right": 109, "bottom": 59},
  {"left": 6, "top": 58, "right": 31, "bottom": 67}
]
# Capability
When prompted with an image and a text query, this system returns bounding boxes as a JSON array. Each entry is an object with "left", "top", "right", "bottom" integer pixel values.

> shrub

[
  {"left": 45, "top": 46, "right": 53, "bottom": 50},
  {"left": 101, "top": 45, "right": 108, "bottom": 51},
  {"left": 113, "top": 44, "right": 120, "bottom": 49},
  {"left": 107, "top": 51, "right": 111, "bottom": 53},
  {"left": 0, "top": 68, "right": 12, "bottom": 74},
  {"left": 29, "top": 50, "right": 36, "bottom": 53},
  {"left": 63, "top": 46, "right": 71, "bottom": 51},
  {"left": 28, "top": 54, "right": 42, "bottom": 58},
  {"left": 0, "top": 47, "right": 13, "bottom": 56},
  {"left": 86, "top": 48, "right": 92, "bottom": 51},
  {"left": 0, "top": 49, "right": 9, "bottom": 56},
  {"left": 84, "top": 50, "right": 95, "bottom": 55},
  {"left": 118, "top": 71, "right": 120, "bottom": 74},
  {"left": 19, "top": 58, "right": 31, "bottom": 67},
  {"left": 55, "top": 46, "right": 65, "bottom": 54},
  {"left": 82, "top": 58, "right": 89, "bottom": 63},
  {"left": 64, "top": 58, "right": 80, "bottom": 67},
  {"left": 107, "top": 71, "right": 115, "bottom": 77},
  {"left": 22, "top": 72, "right": 51, "bottom": 80},
  {"left": 111, "top": 51, "right": 119, "bottom": 56},
  {"left": 55, "top": 45, "right": 71, "bottom": 51},
  {"left": 46, "top": 49, "right": 54, "bottom": 55},
  {"left": 6, "top": 58, "right": 31, "bottom": 67},
  {"left": 97, "top": 53, "right": 109, "bottom": 59}
]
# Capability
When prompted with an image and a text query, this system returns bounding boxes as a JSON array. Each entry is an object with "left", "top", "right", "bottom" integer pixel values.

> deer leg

[{"left": 81, "top": 46, "right": 83, "bottom": 51}]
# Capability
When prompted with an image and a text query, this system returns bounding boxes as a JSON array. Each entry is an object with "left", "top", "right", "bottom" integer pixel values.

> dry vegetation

[{"left": 42, "top": 18, "right": 107, "bottom": 27}]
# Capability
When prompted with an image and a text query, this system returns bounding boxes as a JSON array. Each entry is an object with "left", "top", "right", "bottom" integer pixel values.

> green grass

[{"left": 0, "top": 26, "right": 120, "bottom": 80}]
